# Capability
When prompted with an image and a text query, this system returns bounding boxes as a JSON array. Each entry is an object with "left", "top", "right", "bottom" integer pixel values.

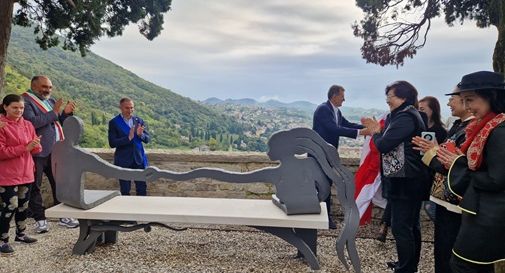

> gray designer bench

[{"left": 45, "top": 116, "right": 361, "bottom": 272}]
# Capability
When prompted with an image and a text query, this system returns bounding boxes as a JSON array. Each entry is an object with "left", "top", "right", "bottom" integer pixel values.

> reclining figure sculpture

[{"left": 52, "top": 116, "right": 361, "bottom": 272}]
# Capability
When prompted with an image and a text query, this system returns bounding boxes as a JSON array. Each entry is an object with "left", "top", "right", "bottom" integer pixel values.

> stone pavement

[{"left": 0, "top": 218, "right": 436, "bottom": 273}]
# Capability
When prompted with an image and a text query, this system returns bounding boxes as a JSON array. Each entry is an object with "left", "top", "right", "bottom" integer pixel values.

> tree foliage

[
  {"left": 5, "top": 26, "right": 256, "bottom": 151},
  {"left": 0, "top": 0, "right": 172, "bottom": 96},
  {"left": 13, "top": 0, "right": 172, "bottom": 56},
  {"left": 352, "top": 0, "right": 505, "bottom": 72}
]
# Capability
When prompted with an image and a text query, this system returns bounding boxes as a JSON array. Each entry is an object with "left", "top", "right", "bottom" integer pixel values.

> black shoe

[
  {"left": 376, "top": 223, "right": 388, "bottom": 242},
  {"left": 0, "top": 243, "right": 14, "bottom": 255},
  {"left": 328, "top": 220, "right": 337, "bottom": 229},
  {"left": 15, "top": 235, "right": 37, "bottom": 244},
  {"left": 386, "top": 261, "right": 397, "bottom": 270}
]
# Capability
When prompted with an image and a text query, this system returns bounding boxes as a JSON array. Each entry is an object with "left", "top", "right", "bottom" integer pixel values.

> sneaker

[
  {"left": 35, "top": 220, "right": 49, "bottom": 234},
  {"left": 14, "top": 235, "right": 37, "bottom": 244},
  {"left": 0, "top": 243, "right": 14, "bottom": 255},
  {"left": 59, "top": 218, "right": 79, "bottom": 228}
]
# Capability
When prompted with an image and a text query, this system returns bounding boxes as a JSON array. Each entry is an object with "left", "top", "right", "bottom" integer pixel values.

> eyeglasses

[{"left": 386, "top": 95, "right": 397, "bottom": 100}]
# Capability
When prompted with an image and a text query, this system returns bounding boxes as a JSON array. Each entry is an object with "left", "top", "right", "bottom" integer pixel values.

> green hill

[{"left": 5, "top": 26, "right": 247, "bottom": 150}]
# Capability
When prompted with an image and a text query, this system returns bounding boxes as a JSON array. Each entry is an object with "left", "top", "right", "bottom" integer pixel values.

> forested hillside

[{"left": 5, "top": 26, "right": 247, "bottom": 150}]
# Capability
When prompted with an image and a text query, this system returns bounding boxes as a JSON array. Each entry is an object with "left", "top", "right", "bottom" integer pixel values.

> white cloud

[
  {"left": 90, "top": 0, "right": 497, "bottom": 111},
  {"left": 258, "top": 95, "right": 281, "bottom": 102}
]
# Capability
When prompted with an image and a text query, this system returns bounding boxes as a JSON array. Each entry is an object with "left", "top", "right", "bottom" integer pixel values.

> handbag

[{"left": 382, "top": 143, "right": 406, "bottom": 177}]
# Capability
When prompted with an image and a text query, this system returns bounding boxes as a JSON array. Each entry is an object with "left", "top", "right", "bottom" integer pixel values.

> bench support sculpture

[{"left": 50, "top": 116, "right": 361, "bottom": 272}]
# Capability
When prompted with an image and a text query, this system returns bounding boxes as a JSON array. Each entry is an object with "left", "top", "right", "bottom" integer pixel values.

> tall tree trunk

[
  {"left": 493, "top": 0, "right": 505, "bottom": 73},
  {"left": 0, "top": 0, "right": 15, "bottom": 98},
  {"left": 493, "top": 6, "right": 505, "bottom": 273}
]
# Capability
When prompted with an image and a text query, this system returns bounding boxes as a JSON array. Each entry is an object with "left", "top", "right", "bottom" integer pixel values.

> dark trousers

[
  {"left": 390, "top": 198, "right": 423, "bottom": 273},
  {"left": 451, "top": 254, "right": 495, "bottom": 273},
  {"left": 324, "top": 194, "right": 333, "bottom": 220},
  {"left": 382, "top": 201, "right": 392, "bottom": 227},
  {"left": 434, "top": 204, "right": 462, "bottom": 273},
  {"left": 0, "top": 184, "right": 32, "bottom": 243},
  {"left": 118, "top": 162, "right": 147, "bottom": 196},
  {"left": 30, "top": 155, "right": 58, "bottom": 221}
]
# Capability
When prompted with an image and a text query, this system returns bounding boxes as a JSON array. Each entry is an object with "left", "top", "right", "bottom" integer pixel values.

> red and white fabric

[{"left": 354, "top": 116, "right": 387, "bottom": 225}]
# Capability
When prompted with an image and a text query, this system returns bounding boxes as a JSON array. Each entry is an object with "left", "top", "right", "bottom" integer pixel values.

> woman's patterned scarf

[{"left": 460, "top": 112, "right": 505, "bottom": 170}]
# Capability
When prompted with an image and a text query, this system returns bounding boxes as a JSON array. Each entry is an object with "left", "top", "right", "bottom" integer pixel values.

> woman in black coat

[
  {"left": 363, "top": 81, "right": 430, "bottom": 273},
  {"left": 437, "top": 71, "right": 505, "bottom": 273}
]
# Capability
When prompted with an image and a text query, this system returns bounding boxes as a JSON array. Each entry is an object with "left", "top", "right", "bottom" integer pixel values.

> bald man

[{"left": 22, "top": 76, "right": 78, "bottom": 233}]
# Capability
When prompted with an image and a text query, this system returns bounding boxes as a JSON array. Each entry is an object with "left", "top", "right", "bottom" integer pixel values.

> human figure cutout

[
  {"left": 52, "top": 116, "right": 147, "bottom": 209},
  {"left": 146, "top": 127, "right": 361, "bottom": 271}
]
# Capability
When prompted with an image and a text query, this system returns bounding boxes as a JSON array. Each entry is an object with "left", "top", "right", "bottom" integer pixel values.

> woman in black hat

[{"left": 437, "top": 71, "right": 505, "bottom": 273}]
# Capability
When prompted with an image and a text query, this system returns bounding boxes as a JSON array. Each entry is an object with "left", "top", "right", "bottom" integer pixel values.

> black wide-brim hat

[{"left": 445, "top": 71, "right": 505, "bottom": 95}]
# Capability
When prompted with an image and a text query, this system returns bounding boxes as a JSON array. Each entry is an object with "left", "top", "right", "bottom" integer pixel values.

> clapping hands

[
  {"left": 54, "top": 99, "right": 76, "bottom": 115},
  {"left": 412, "top": 136, "right": 437, "bottom": 153},
  {"left": 436, "top": 145, "right": 463, "bottom": 169},
  {"left": 360, "top": 117, "right": 381, "bottom": 135},
  {"left": 136, "top": 124, "right": 144, "bottom": 137},
  {"left": 63, "top": 100, "right": 76, "bottom": 114},
  {"left": 26, "top": 135, "right": 41, "bottom": 152}
]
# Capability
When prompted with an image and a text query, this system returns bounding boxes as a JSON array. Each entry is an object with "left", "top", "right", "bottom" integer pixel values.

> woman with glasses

[{"left": 363, "top": 81, "right": 431, "bottom": 273}]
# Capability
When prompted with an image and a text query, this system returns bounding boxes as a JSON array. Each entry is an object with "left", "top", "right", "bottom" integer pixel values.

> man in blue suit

[
  {"left": 108, "top": 98, "right": 150, "bottom": 196},
  {"left": 313, "top": 85, "right": 369, "bottom": 229}
]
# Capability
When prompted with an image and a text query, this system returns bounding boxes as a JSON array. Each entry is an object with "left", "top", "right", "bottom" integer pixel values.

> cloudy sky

[{"left": 91, "top": 0, "right": 496, "bottom": 111}]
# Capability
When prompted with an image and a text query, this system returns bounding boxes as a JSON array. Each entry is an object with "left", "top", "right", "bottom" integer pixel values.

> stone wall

[{"left": 40, "top": 149, "right": 359, "bottom": 210}]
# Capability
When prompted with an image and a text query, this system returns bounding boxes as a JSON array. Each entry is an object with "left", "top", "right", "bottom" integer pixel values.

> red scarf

[{"left": 460, "top": 112, "right": 505, "bottom": 170}]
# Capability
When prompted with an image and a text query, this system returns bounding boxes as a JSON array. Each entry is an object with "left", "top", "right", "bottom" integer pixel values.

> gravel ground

[{"left": 0, "top": 218, "right": 435, "bottom": 273}]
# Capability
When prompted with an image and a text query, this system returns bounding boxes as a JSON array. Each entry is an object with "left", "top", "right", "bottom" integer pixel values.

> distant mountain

[
  {"left": 204, "top": 97, "right": 258, "bottom": 106},
  {"left": 202, "top": 97, "right": 317, "bottom": 115},
  {"left": 5, "top": 26, "right": 249, "bottom": 150},
  {"left": 202, "top": 97, "right": 386, "bottom": 122}
]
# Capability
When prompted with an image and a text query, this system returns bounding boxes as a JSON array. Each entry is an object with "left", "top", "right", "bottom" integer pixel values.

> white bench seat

[
  {"left": 46, "top": 196, "right": 328, "bottom": 270},
  {"left": 47, "top": 196, "right": 328, "bottom": 229}
]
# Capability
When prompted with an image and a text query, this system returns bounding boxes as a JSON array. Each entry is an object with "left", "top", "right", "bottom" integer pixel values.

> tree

[
  {"left": 91, "top": 111, "right": 99, "bottom": 125},
  {"left": 0, "top": 0, "right": 172, "bottom": 97},
  {"left": 352, "top": 0, "right": 505, "bottom": 72},
  {"left": 208, "top": 138, "right": 218, "bottom": 151}
]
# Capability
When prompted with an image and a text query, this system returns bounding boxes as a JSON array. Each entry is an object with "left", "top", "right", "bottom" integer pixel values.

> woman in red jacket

[{"left": 0, "top": 94, "right": 42, "bottom": 254}]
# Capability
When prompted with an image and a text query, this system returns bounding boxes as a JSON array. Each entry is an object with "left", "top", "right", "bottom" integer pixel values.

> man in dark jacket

[
  {"left": 108, "top": 98, "right": 150, "bottom": 196},
  {"left": 23, "top": 75, "right": 79, "bottom": 233},
  {"left": 312, "top": 85, "right": 367, "bottom": 228}
]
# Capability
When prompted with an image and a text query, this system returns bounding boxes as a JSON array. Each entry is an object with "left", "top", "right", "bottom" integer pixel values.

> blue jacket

[
  {"left": 108, "top": 115, "right": 150, "bottom": 168},
  {"left": 312, "top": 101, "right": 363, "bottom": 149}
]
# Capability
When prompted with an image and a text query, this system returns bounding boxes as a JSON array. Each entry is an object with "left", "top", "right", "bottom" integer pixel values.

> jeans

[{"left": 390, "top": 198, "right": 423, "bottom": 273}]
